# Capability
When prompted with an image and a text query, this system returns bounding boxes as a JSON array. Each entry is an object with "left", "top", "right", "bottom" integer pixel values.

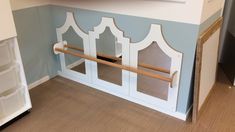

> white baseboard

[
  {"left": 28, "top": 75, "right": 50, "bottom": 90},
  {"left": 66, "top": 59, "right": 85, "bottom": 69}
]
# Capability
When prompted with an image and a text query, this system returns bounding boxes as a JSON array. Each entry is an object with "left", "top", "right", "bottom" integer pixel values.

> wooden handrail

[
  {"left": 64, "top": 44, "right": 171, "bottom": 74},
  {"left": 55, "top": 48, "right": 173, "bottom": 84},
  {"left": 64, "top": 45, "right": 120, "bottom": 62}
]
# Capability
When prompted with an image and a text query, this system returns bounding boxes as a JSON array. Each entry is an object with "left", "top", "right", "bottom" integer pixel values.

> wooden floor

[{"left": 2, "top": 69, "right": 235, "bottom": 132}]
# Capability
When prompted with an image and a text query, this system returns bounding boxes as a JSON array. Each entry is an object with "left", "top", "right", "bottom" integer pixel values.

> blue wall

[
  {"left": 13, "top": 5, "right": 205, "bottom": 114},
  {"left": 13, "top": 6, "right": 60, "bottom": 85}
]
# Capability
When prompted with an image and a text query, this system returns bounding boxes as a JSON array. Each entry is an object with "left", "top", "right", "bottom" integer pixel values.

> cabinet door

[{"left": 0, "top": 0, "right": 17, "bottom": 41}]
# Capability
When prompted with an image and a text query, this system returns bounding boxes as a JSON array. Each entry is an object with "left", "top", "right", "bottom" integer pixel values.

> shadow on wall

[
  {"left": 220, "top": 31, "right": 235, "bottom": 85},
  {"left": 220, "top": 1, "right": 235, "bottom": 85}
]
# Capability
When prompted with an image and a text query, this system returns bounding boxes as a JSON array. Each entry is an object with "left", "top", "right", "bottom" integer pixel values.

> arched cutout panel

[
  {"left": 96, "top": 27, "right": 122, "bottom": 86},
  {"left": 54, "top": 12, "right": 185, "bottom": 118},
  {"left": 130, "top": 24, "right": 183, "bottom": 111},
  {"left": 56, "top": 12, "right": 91, "bottom": 83},
  {"left": 89, "top": 17, "right": 130, "bottom": 95}
]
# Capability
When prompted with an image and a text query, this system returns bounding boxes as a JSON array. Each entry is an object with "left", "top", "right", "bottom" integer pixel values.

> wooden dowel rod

[
  {"left": 139, "top": 63, "right": 170, "bottom": 74},
  {"left": 55, "top": 48, "right": 172, "bottom": 83},
  {"left": 64, "top": 45, "right": 170, "bottom": 74},
  {"left": 65, "top": 45, "right": 121, "bottom": 61}
]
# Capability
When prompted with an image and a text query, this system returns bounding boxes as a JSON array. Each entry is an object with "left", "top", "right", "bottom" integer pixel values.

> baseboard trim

[
  {"left": 28, "top": 76, "right": 50, "bottom": 90},
  {"left": 66, "top": 59, "right": 85, "bottom": 69}
]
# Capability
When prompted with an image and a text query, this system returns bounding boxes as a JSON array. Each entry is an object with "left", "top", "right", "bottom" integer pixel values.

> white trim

[
  {"left": 56, "top": 12, "right": 91, "bottom": 83},
  {"left": 54, "top": 12, "right": 184, "bottom": 120},
  {"left": 66, "top": 59, "right": 85, "bottom": 69},
  {"left": 89, "top": 17, "right": 130, "bottom": 95},
  {"left": 28, "top": 75, "right": 50, "bottom": 90},
  {"left": 129, "top": 24, "right": 183, "bottom": 112}
]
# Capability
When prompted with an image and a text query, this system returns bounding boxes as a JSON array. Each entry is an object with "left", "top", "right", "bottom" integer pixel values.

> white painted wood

[
  {"left": 198, "top": 29, "right": 220, "bottom": 110},
  {"left": 56, "top": 12, "right": 92, "bottom": 83},
  {"left": 115, "top": 37, "right": 122, "bottom": 57},
  {"left": 0, "top": 0, "right": 17, "bottom": 41},
  {"left": 54, "top": 12, "right": 184, "bottom": 119},
  {"left": 129, "top": 24, "right": 183, "bottom": 112},
  {"left": 89, "top": 17, "right": 130, "bottom": 95}
]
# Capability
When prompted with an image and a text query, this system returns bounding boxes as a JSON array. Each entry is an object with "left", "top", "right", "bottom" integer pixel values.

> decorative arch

[
  {"left": 55, "top": 12, "right": 91, "bottom": 82},
  {"left": 88, "top": 17, "right": 130, "bottom": 95},
  {"left": 54, "top": 12, "right": 184, "bottom": 117},
  {"left": 56, "top": 12, "right": 88, "bottom": 43},
  {"left": 90, "top": 17, "right": 128, "bottom": 44},
  {"left": 131, "top": 24, "right": 181, "bottom": 59},
  {"left": 129, "top": 24, "right": 183, "bottom": 112}
]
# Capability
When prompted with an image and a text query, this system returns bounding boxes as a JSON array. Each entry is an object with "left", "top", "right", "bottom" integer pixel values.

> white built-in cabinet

[{"left": 0, "top": 0, "right": 32, "bottom": 127}]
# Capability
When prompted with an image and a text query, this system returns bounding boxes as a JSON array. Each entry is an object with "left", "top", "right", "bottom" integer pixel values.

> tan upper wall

[
  {"left": 10, "top": 0, "right": 51, "bottom": 11},
  {"left": 200, "top": 0, "right": 225, "bottom": 23}
]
